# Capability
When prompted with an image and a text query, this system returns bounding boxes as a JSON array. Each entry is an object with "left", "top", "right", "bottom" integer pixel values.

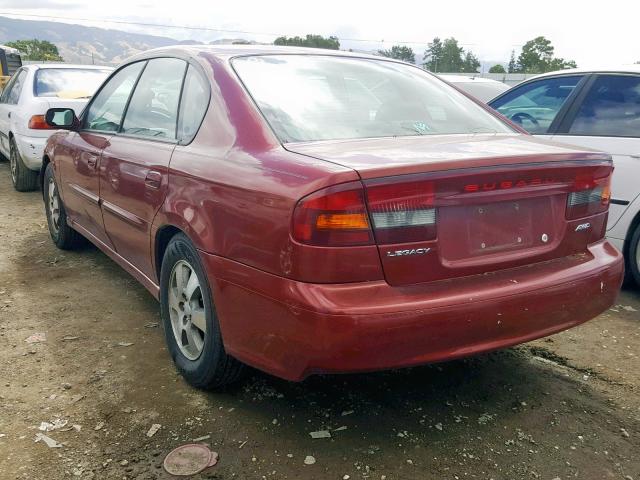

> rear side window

[
  {"left": 84, "top": 62, "right": 145, "bottom": 132},
  {"left": 2, "top": 69, "right": 26, "bottom": 105},
  {"left": 568, "top": 75, "right": 640, "bottom": 137},
  {"left": 122, "top": 58, "right": 187, "bottom": 140},
  {"left": 34, "top": 68, "right": 110, "bottom": 98},
  {"left": 177, "top": 65, "right": 209, "bottom": 142},
  {"left": 491, "top": 76, "right": 583, "bottom": 134}
]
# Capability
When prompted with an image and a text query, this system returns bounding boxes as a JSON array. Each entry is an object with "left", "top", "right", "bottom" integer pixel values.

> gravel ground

[{"left": 0, "top": 159, "right": 639, "bottom": 480}]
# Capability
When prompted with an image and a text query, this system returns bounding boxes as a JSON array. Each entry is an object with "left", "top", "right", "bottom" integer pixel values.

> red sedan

[{"left": 41, "top": 46, "right": 623, "bottom": 389}]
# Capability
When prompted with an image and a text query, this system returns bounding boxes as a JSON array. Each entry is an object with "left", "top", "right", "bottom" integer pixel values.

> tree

[
  {"left": 461, "top": 51, "right": 480, "bottom": 73},
  {"left": 378, "top": 45, "right": 415, "bottom": 63},
  {"left": 5, "top": 39, "right": 63, "bottom": 61},
  {"left": 274, "top": 34, "right": 340, "bottom": 50},
  {"left": 508, "top": 50, "right": 518, "bottom": 73},
  {"left": 516, "top": 36, "right": 576, "bottom": 73},
  {"left": 423, "top": 37, "right": 480, "bottom": 73},
  {"left": 439, "top": 38, "right": 465, "bottom": 72},
  {"left": 423, "top": 37, "right": 444, "bottom": 71},
  {"left": 489, "top": 64, "right": 506, "bottom": 74}
]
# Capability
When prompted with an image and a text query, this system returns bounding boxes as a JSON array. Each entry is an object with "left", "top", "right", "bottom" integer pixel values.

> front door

[
  {"left": 99, "top": 57, "right": 187, "bottom": 279},
  {"left": 60, "top": 61, "right": 146, "bottom": 247},
  {"left": 489, "top": 74, "right": 587, "bottom": 141}
]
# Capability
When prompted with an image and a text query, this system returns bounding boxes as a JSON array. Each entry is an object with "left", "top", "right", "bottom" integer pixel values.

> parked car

[
  {"left": 0, "top": 44, "right": 22, "bottom": 91},
  {"left": 42, "top": 46, "right": 623, "bottom": 389},
  {"left": 439, "top": 74, "right": 509, "bottom": 102},
  {"left": 0, "top": 64, "right": 112, "bottom": 191},
  {"left": 489, "top": 66, "right": 640, "bottom": 287}
]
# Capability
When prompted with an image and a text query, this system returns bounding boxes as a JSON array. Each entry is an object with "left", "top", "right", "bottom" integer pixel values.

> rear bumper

[
  {"left": 202, "top": 240, "right": 623, "bottom": 381},
  {"left": 13, "top": 132, "right": 47, "bottom": 171}
]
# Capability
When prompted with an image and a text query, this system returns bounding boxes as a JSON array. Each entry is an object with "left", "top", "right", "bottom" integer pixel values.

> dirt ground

[{"left": 0, "top": 160, "right": 639, "bottom": 480}]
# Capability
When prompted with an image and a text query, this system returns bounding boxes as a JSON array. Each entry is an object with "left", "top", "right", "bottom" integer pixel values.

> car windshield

[
  {"left": 232, "top": 55, "right": 513, "bottom": 143},
  {"left": 34, "top": 68, "right": 111, "bottom": 99}
]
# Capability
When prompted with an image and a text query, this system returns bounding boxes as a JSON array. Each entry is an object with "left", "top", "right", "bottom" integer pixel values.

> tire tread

[{"left": 160, "top": 233, "right": 245, "bottom": 390}]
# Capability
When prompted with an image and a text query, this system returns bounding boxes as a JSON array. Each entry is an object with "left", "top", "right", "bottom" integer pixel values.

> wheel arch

[
  {"left": 154, "top": 224, "right": 185, "bottom": 282},
  {"left": 623, "top": 207, "right": 640, "bottom": 262},
  {"left": 40, "top": 154, "right": 51, "bottom": 198}
]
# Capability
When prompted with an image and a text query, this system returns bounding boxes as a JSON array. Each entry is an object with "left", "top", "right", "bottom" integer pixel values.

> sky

[{"left": 1, "top": 0, "right": 639, "bottom": 68}]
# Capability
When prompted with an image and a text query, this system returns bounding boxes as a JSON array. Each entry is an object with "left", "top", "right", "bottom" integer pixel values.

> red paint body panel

[
  {"left": 203, "top": 240, "right": 622, "bottom": 381},
  {"left": 43, "top": 46, "right": 625, "bottom": 382},
  {"left": 285, "top": 134, "right": 608, "bottom": 179},
  {"left": 56, "top": 131, "right": 115, "bottom": 249},
  {"left": 100, "top": 136, "right": 174, "bottom": 279}
]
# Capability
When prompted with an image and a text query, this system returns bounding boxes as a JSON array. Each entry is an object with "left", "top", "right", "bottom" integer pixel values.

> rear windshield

[
  {"left": 34, "top": 68, "right": 111, "bottom": 99},
  {"left": 451, "top": 81, "right": 509, "bottom": 103},
  {"left": 232, "top": 55, "right": 512, "bottom": 143}
]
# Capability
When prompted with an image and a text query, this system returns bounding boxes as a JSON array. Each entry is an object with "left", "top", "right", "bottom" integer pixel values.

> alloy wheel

[
  {"left": 636, "top": 236, "right": 640, "bottom": 278},
  {"left": 9, "top": 143, "right": 17, "bottom": 185},
  {"left": 48, "top": 176, "right": 61, "bottom": 233},
  {"left": 168, "top": 260, "right": 207, "bottom": 361}
]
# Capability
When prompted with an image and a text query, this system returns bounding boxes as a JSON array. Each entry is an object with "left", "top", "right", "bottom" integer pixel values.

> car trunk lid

[{"left": 287, "top": 134, "right": 613, "bottom": 286}]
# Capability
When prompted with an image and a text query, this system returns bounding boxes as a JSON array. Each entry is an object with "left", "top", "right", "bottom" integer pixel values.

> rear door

[
  {"left": 551, "top": 73, "right": 640, "bottom": 230},
  {"left": 490, "top": 74, "right": 587, "bottom": 139},
  {"left": 60, "top": 61, "right": 146, "bottom": 248},
  {"left": 99, "top": 57, "right": 187, "bottom": 279},
  {"left": 0, "top": 67, "right": 27, "bottom": 156}
]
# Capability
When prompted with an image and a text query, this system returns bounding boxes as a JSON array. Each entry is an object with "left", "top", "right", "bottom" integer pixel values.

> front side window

[
  {"left": 177, "top": 65, "right": 209, "bottom": 142},
  {"left": 121, "top": 58, "right": 187, "bottom": 140},
  {"left": 233, "top": 55, "right": 512, "bottom": 143},
  {"left": 34, "top": 68, "right": 111, "bottom": 98},
  {"left": 2, "top": 69, "right": 26, "bottom": 105},
  {"left": 84, "top": 62, "right": 145, "bottom": 132},
  {"left": 490, "top": 76, "right": 583, "bottom": 134},
  {"left": 568, "top": 75, "right": 640, "bottom": 137}
]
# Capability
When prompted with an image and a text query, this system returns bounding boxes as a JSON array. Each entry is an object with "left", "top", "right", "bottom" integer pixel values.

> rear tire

[
  {"left": 160, "top": 233, "right": 245, "bottom": 389},
  {"left": 44, "top": 163, "right": 84, "bottom": 250},
  {"left": 10, "top": 138, "right": 38, "bottom": 192},
  {"left": 627, "top": 223, "right": 640, "bottom": 289}
]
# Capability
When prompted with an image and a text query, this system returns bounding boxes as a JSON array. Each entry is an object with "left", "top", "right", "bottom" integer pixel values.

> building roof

[{"left": 24, "top": 63, "right": 113, "bottom": 70}]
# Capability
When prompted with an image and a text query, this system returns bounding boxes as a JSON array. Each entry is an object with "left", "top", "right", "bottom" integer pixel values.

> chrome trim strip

[
  {"left": 69, "top": 184, "right": 99, "bottom": 205},
  {"left": 101, "top": 200, "right": 146, "bottom": 229}
]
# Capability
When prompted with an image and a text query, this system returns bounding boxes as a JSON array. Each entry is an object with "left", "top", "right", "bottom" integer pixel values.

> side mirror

[{"left": 45, "top": 108, "right": 79, "bottom": 130}]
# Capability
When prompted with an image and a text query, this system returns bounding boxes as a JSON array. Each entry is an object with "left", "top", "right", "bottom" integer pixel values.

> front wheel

[
  {"left": 627, "top": 223, "right": 640, "bottom": 288},
  {"left": 160, "top": 233, "right": 245, "bottom": 389},
  {"left": 10, "top": 138, "right": 38, "bottom": 192}
]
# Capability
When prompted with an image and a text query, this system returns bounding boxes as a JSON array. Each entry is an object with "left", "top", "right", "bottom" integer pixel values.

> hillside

[{"left": 0, "top": 16, "right": 190, "bottom": 65}]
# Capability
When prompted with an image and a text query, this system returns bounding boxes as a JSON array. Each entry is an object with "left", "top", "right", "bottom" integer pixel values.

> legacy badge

[{"left": 386, "top": 247, "right": 431, "bottom": 258}]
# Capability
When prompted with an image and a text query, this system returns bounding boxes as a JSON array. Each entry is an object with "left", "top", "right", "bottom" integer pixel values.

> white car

[
  {"left": 0, "top": 64, "right": 111, "bottom": 191},
  {"left": 489, "top": 66, "right": 640, "bottom": 287},
  {"left": 439, "top": 75, "right": 509, "bottom": 102}
]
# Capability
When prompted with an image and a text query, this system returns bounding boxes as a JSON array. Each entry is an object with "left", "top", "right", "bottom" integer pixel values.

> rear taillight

[
  {"left": 292, "top": 182, "right": 373, "bottom": 246},
  {"left": 293, "top": 162, "right": 613, "bottom": 248},
  {"left": 566, "top": 173, "right": 611, "bottom": 219},
  {"left": 366, "top": 181, "right": 436, "bottom": 243},
  {"left": 28, "top": 115, "right": 53, "bottom": 130}
]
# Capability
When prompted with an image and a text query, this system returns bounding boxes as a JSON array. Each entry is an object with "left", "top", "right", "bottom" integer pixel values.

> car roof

[
  {"left": 438, "top": 74, "right": 506, "bottom": 84},
  {"left": 526, "top": 64, "right": 640, "bottom": 80},
  {"left": 125, "top": 44, "right": 398, "bottom": 64}
]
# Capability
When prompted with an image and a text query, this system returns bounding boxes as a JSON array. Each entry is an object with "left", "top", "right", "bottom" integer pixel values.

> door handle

[
  {"left": 145, "top": 171, "right": 162, "bottom": 190},
  {"left": 81, "top": 152, "right": 99, "bottom": 169}
]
